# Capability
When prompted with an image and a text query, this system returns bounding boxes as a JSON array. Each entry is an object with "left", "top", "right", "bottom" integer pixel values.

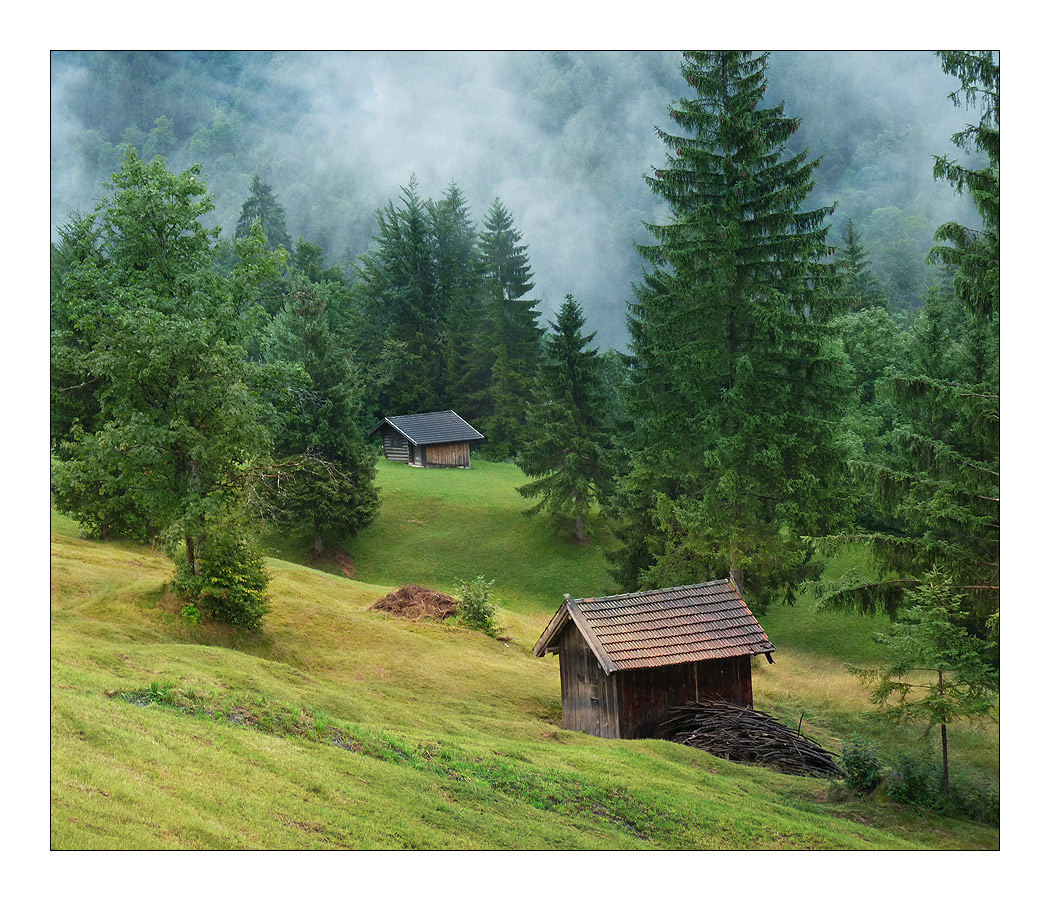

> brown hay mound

[{"left": 370, "top": 584, "right": 459, "bottom": 621}]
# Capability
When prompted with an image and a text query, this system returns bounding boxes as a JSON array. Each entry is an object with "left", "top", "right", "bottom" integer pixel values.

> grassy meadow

[{"left": 50, "top": 458, "right": 999, "bottom": 849}]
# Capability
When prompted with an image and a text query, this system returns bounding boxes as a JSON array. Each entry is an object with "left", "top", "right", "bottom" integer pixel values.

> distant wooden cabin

[
  {"left": 533, "top": 579, "right": 775, "bottom": 740},
  {"left": 369, "top": 410, "right": 484, "bottom": 469}
]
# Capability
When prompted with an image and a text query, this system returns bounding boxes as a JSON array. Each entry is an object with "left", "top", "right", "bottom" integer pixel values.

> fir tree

[
  {"left": 841, "top": 218, "right": 887, "bottom": 311},
  {"left": 351, "top": 177, "right": 442, "bottom": 414},
  {"left": 475, "top": 197, "right": 544, "bottom": 457},
  {"left": 929, "top": 51, "right": 999, "bottom": 321},
  {"left": 517, "top": 295, "right": 609, "bottom": 542},
  {"left": 817, "top": 52, "right": 999, "bottom": 631},
  {"left": 848, "top": 574, "right": 998, "bottom": 798},
  {"left": 263, "top": 279, "right": 379, "bottom": 554},
  {"left": 611, "top": 51, "right": 853, "bottom": 606},
  {"left": 235, "top": 175, "right": 292, "bottom": 252},
  {"left": 429, "top": 182, "right": 483, "bottom": 415}
]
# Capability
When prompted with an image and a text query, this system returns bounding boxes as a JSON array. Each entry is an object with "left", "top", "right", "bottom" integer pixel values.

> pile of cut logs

[{"left": 659, "top": 701, "right": 844, "bottom": 779}]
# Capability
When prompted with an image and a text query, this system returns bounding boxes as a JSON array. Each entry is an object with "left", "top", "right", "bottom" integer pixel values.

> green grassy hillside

[{"left": 50, "top": 460, "right": 998, "bottom": 849}]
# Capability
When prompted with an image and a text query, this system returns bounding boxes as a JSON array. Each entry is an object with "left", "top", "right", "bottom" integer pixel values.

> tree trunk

[
  {"left": 939, "top": 667, "right": 950, "bottom": 797},
  {"left": 941, "top": 722, "right": 950, "bottom": 797},
  {"left": 185, "top": 533, "right": 197, "bottom": 576},
  {"left": 312, "top": 529, "right": 325, "bottom": 555},
  {"left": 575, "top": 514, "right": 587, "bottom": 544}
]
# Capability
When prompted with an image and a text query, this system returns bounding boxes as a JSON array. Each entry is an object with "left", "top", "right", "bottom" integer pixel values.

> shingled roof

[
  {"left": 368, "top": 410, "right": 484, "bottom": 446},
  {"left": 533, "top": 579, "right": 775, "bottom": 674}
]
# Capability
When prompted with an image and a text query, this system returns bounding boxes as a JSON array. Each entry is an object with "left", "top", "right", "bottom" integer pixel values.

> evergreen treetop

[{"left": 613, "top": 50, "right": 852, "bottom": 606}]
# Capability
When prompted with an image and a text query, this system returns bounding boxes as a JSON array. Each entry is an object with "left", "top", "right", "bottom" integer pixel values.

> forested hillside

[{"left": 50, "top": 51, "right": 998, "bottom": 848}]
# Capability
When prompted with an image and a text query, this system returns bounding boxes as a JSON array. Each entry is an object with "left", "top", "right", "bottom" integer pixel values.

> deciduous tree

[{"left": 51, "top": 148, "right": 283, "bottom": 626}]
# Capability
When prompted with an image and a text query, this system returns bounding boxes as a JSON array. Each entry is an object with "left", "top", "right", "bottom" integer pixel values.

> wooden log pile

[{"left": 660, "top": 701, "right": 844, "bottom": 779}]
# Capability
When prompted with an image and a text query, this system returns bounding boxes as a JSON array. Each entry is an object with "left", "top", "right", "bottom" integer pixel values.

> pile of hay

[{"left": 369, "top": 584, "right": 459, "bottom": 621}]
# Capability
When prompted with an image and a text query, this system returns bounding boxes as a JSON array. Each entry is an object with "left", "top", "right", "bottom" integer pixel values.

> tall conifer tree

[
  {"left": 352, "top": 178, "right": 443, "bottom": 414},
  {"left": 429, "top": 182, "right": 483, "bottom": 415},
  {"left": 517, "top": 295, "right": 609, "bottom": 542},
  {"left": 612, "top": 51, "right": 852, "bottom": 606},
  {"left": 264, "top": 279, "right": 379, "bottom": 554},
  {"left": 236, "top": 175, "right": 292, "bottom": 252},
  {"left": 819, "top": 52, "right": 999, "bottom": 631},
  {"left": 475, "top": 198, "right": 544, "bottom": 457}
]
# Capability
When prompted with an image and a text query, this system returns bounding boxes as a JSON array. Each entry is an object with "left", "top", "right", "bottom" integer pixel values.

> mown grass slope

[{"left": 51, "top": 460, "right": 998, "bottom": 849}]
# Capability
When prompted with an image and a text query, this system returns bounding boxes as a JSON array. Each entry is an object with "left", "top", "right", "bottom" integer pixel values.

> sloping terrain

[{"left": 50, "top": 461, "right": 998, "bottom": 849}]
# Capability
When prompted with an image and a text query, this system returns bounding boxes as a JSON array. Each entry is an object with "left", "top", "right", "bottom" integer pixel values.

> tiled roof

[
  {"left": 533, "top": 579, "right": 775, "bottom": 673},
  {"left": 369, "top": 410, "right": 484, "bottom": 446}
]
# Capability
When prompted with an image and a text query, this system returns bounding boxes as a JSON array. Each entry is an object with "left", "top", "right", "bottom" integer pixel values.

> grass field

[{"left": 50, "top": 459, "right": 999, "bottom": 850}]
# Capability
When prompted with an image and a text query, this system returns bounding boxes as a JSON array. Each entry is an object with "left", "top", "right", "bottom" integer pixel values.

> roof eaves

[
  {"left": 566, "top": 598, "right": 619, "bottom": 675},
  {"left": 533, "top": 602, "right": 571, "bottom": 658}
]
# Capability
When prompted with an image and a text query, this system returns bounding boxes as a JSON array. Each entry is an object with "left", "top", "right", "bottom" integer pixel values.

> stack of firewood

[{"left": 660, "top": 701, "right": 844, "bottom": 779}]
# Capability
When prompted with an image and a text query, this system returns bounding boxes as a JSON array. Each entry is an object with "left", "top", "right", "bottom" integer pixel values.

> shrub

[
  {"left": 886, "top": 748, "right": 1000, "bottom": 827},
  {"left": 840, "top": 735, "right": 882, "bottom": 793},
  {"left": 173, "top": 529, "right": 270, "bottom": 630},
  {"left": 457, "top": 575, "right": 500, "bottom": 636}
]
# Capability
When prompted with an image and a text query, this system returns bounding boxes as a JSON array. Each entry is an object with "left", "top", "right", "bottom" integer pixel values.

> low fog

[{"left": 50, "top": 51, "right": 980, "bottom": 348}]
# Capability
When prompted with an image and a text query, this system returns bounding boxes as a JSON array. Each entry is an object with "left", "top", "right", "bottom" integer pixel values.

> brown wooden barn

[
  {"left": 369, "top": 410, "right": 484, "bottom": 468},
  {"left": 532, "top": 579, "right": 775, "bottom": 740}
]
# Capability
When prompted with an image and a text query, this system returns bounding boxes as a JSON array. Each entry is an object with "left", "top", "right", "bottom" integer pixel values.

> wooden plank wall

[
  {"left": 422, "top": 442, "right": 470, "bottom": 468},
  {"left": 695, "top": 656, "right": 753, "bottom": 709},
  {"left": 558, "top": 624, "right": 620, "bottom": 738},
  {"left": 614, "top": 656, "right": 754, "bottom": 739}
]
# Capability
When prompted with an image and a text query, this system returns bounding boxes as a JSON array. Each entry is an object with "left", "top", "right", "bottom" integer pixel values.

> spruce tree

[
  {"left": 351, "top": 177, "right": 442, "bottom": 414},
  {"left": 848, "top": 574, "right": 998, "bottom": 798},
  {"left": 929, "top": 51, "right": 999, "bottom": 322},
  {"left": 841, "top": 218, "right": 887, "bottom": 311},
  {"left": 236, "top": 175, "right": 293, "bottom": 252},
  {"left": 476, "top": 197, "right": 544, "bottom": 457},
  {"left": 611, "top": 51, "right": 853, "bottom": 606},
  {"left": 818, "top": 52, "right": 999, "bottom": 632},
  {"left": 517, "top": 295, "right": 609, "bottom": 542},
  {"left": 429, "top": 182, "right": 483, "bottom": 415},
  {"left": 264, "top": 279, "right": 379, "bottom": 554}
]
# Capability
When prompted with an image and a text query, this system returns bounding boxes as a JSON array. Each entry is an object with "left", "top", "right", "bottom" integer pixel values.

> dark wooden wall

[
  {"left": 555, "top": 621, "right": 754, "bottom": 740},
  {"left": 558, "top": 624, "right": 620, "bottom": 738},
  {"left": 615, "top": 656, "right": 753, "bottom": 739}
]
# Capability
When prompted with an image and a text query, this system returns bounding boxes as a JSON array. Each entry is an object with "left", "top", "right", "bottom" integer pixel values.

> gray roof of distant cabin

[
  {"left": 369, "top": 410, "right": 484, "bottom": 446},
  {"left": 533, "top": 579, "right": 775, "bottom": 674}
]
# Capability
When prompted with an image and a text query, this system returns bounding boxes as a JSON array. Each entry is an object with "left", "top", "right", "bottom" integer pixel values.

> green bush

[
  {"left": 173, "top": 529, "right": 270, "bottom": 630},
  {"left": 886, "top": 749, "right": 999, "bottom": 827},
  {"left": 840, "top": 735, "right": 882, "bottom": 794},
  {"left": 457, "top": 575, "right": 500, "bottom": 636}
]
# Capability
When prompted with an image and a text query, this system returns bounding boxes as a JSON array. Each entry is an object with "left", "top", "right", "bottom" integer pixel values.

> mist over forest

[{"left": 50, "top": 50, "right": 979, "bottom": 348}]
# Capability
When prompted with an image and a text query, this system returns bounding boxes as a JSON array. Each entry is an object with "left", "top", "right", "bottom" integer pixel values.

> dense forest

[{"left": 50, "top": 52, "right": 999, "bottom": 795}]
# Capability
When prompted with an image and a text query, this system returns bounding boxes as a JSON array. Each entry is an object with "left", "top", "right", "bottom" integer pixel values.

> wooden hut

[
  {"left": 532, "top": 579, "right": 775, "bottom": 740},
  {"left": 369, "top": 410, "right": 484, "bottom": 469}
]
